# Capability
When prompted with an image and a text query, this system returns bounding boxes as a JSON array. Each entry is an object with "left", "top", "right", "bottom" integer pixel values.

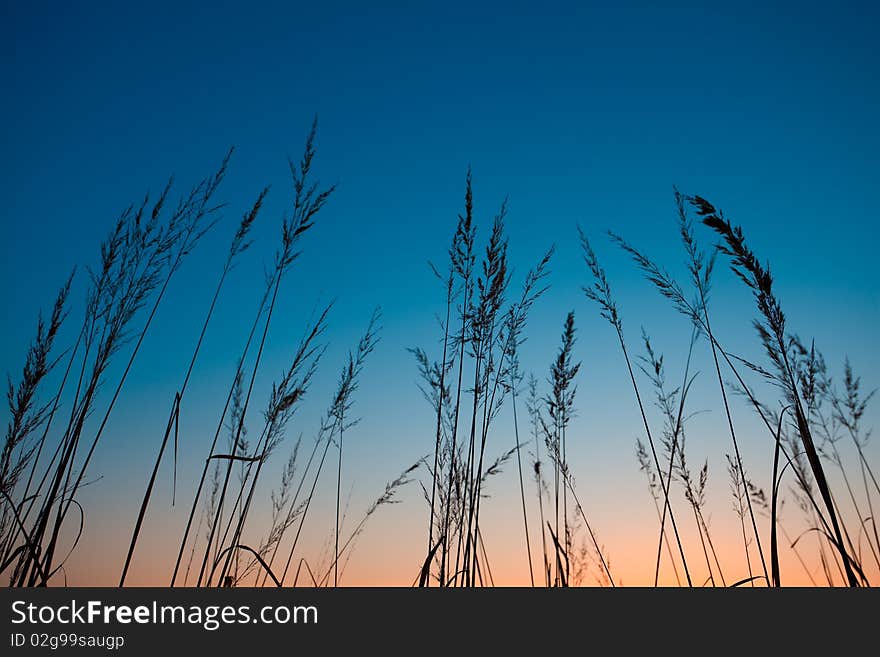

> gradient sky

[{"left": 2, "top": 1, "right": 878, "bottom": 586}]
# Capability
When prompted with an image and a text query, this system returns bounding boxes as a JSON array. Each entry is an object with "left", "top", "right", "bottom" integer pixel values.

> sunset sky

[{"left": 1, "top": 1, "right": 878, "bottom": 586}]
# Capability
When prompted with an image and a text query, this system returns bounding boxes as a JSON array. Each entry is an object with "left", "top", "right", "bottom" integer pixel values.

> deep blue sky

[{"left": 1, "top": 1, "right": 878, "bottom": 584}]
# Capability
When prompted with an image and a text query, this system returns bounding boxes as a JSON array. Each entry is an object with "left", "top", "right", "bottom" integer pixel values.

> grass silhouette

[{"left": 1, "top": 137, "right": 877, "bottom": 588}]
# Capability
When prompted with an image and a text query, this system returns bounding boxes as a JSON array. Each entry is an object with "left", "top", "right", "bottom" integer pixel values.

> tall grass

[
  {"left": 414, "top": 171, "right": 554, "bottom": 586},
  {"left": 636, "top": 329, "right": 723, "bottom": 585},
  {"left": 581, "top": 229, "right": 692, "bottom": 586},
  {"left": 0, "top": 121, "right": 418, "bottom": 589},
  {"left": 3, "top": 149, "right": 231, "bottom": 586},
  {"left": 3, "top": 154, "right": 876, "bottom": 588},
  {"left": 120, "top": 186, "right": 268, "bottom": 586},
  {"left": 693, "top": 194, "right": 864, "bottom": 586}
]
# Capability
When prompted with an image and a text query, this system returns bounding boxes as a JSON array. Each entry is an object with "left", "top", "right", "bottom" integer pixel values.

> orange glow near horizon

[{"left": 53, "top": 475, "right": 867, "bottom": 588}]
